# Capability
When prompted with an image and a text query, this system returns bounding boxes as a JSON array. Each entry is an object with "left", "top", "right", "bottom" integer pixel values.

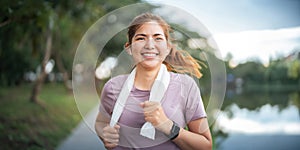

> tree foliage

[
  {"left": 226, "top": 50, "right": 300, "bottom": 88},
  {"left": 0, "top": 0, "right": 141, "bottom": 88}
]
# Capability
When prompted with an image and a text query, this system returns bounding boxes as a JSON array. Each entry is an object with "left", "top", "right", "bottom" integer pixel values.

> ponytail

[{"left": 164, "top": 47, "right": 202, "bottom": 78}]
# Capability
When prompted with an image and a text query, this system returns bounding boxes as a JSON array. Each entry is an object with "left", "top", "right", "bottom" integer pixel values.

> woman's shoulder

[
  {"left": 103, "top": 74, "right": 129, "bottom": 91},
  {"left": 170, "top": 72, "right": 196, "bottom": 85},
  {"left": 107, "top": 74, "right": 129, "bottom": 83}
]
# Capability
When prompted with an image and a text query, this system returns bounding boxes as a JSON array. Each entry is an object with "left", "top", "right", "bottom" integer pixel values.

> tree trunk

[
  {"left": 55, "top": 53, "right": 72, "bottom": 93},
  {"left": 30, "top": 27, "right": 53, "bottom": 103},
  {"left": 0, "top": 19, "right": 11, "bottom": 28}
]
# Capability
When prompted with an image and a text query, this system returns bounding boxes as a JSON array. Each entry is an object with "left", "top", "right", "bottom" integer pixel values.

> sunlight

[{"left": 95, "top": 57, "right": 117, "bottom": 80}]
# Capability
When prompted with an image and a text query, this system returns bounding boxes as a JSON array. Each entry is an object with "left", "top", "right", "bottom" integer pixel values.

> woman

[{"left": 95, "top": 13, "right": 212, "bottom": 150}]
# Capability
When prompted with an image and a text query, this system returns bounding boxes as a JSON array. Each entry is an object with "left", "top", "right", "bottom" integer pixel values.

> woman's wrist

[
  {"left": 168, "top": 121, "right": 181, "bottom": 140},
  {"left": 156, "top": 119, "right": 173, "bottom": 135}
]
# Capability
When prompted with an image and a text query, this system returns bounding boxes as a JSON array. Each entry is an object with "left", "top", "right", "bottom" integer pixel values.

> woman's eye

[
  {"left": 155, "top": 37, "right": 163, "bottom": 41},
  {"left": 136, "top": 37, "right": 145, "bottom": 41}
]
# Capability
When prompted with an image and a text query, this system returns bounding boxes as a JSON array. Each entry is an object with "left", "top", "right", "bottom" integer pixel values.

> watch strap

[{"left": 169, "top": 121, "right": 180, "bottom": 140}]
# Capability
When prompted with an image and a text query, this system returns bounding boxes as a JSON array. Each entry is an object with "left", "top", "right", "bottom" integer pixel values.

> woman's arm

[
  {"left": 141, "top": 101, "right": 212, "bottom": 150},
  {"left": 172, "top": 118, "right": 212, "bottom": 150}
]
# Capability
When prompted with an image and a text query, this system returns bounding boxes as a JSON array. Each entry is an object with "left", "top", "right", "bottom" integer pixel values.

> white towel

[{"left": 109, "top": 64, "right": 170, "bottom": 140}]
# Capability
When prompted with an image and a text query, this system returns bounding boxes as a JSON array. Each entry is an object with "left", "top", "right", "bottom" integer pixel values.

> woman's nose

[{"left": 144, "top": 38, "right": 155, "bottom": 50}]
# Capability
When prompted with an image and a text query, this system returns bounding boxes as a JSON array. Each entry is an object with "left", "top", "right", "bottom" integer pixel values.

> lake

[{"left": 212, "top": 88, "right": 300, "bottom": 150}]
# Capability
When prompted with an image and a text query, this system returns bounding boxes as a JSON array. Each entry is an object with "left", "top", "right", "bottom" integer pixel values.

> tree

[
  {"left": 286, "top": 52, "right": 300, "bottom": 79},
  {"left": 0, "top": 1, "right": 47, "bottom": 86},
  {"left": 1, "top": 0, "right": 142, "bottom": 103},
  {"left": 233, "top": 61, "right": 266, "bottom": 85},
  {"left": 30, "top": 14, "right": 54, "bottom": 103}
]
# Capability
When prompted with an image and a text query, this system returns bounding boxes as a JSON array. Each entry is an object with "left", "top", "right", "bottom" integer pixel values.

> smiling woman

[
  {"left": 94, "top": 13, "right": 212, "bottom": 150},
  {"left": 125, "top": 13, "right": 202, "bottom": 78},
  {"left": 125, "top": 22, "right": 170, "bottom": 71}
]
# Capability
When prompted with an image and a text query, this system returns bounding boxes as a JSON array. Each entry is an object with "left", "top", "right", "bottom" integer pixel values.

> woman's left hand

[{"left": 140, "top": 101, "right": 173, "bottom": 135}]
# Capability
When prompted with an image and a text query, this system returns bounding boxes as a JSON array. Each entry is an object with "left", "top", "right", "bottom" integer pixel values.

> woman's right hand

[{"left": 101, "top": 125, "right": 120, "bottom": 149}]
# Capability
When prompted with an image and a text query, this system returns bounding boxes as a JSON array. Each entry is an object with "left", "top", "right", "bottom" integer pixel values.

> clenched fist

[
  {"left": 101, "top": 125, "right": 120, "bottom": 150},
  {"left": 140, "top": 101, "right": 173, "bottom": 135}
]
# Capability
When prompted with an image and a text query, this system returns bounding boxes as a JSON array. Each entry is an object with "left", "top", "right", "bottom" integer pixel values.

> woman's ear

[{"left": 124, "top": 42, "right": 132, "bottom": 55}]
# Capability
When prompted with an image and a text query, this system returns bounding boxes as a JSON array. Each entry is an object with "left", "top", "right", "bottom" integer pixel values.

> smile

[{"left": 141, "top": 53, "right": 159, "bottom": 57}]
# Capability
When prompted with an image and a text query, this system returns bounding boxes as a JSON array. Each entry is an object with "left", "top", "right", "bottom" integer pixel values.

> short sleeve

[
  {"left": 98, "top": 75, "right": 127, "bottom": 119},
  {"left": 184, "top": 77, "right": 207, "bottom": 123},
  {"left": 99, "top": 80, "right": 116, "bottom": 118}
]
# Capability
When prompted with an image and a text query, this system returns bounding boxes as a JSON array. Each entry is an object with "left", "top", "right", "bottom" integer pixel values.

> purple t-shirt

[{"left": 99, "top": 72, "right": 206, "bottom": 149}]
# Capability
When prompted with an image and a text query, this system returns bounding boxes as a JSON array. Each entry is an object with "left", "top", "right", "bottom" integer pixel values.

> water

[{"left": 213, "top": 89, "right": 300, "bottom": 150}]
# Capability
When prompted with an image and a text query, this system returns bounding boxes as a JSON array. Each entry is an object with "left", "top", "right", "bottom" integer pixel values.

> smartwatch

[{"left": 168, "top": 121, "right": 180, "bottom": 140}]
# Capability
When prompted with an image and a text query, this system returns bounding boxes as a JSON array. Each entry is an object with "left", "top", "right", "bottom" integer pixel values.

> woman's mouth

[
  {"left": 142, "top": 53, "right": 157, "bottom": 57},
  {"left": 141, "top": 53, "right": 159, "bottom": 58}
]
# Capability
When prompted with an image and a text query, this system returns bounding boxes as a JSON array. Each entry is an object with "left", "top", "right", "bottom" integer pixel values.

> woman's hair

[{"left": 127, "top": 13, "right": 202, "bottom": 78}]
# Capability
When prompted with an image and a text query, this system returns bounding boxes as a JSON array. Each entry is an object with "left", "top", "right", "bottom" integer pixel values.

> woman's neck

[{"left": 134, "top": 65, "right": 160, "bottom": 90}]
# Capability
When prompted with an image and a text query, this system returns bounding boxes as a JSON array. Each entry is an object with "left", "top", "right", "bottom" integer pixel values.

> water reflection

[
  {"left": 213, "top": 89, "right": 300, "bottom": 150},
  {"left": 216, "top": 104, "right": 300, "bottom": 134}
]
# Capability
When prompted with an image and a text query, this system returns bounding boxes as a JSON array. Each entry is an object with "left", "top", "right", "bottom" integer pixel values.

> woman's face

[{"left": 129, "top": 22, "right": 170, "bottom": 70}]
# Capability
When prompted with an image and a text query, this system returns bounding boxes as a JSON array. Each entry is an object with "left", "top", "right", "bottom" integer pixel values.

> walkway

[{"left": 56, "top": 106, "right": 106, "bottom": 150}]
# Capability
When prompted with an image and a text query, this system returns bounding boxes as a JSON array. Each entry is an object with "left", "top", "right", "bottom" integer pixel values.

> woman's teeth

[{"left": 142, "top": 53, "right": 157, "bottom": 57}]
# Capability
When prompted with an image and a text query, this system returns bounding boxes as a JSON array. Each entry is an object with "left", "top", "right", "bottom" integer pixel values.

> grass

[{"left": 0, "top": 83, "right": 97, "bottom": 150}]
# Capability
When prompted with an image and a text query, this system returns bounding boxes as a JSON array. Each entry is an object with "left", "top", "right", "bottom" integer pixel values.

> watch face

[{"left": 169, "top": 121, "right": 180, "bottom": 140}]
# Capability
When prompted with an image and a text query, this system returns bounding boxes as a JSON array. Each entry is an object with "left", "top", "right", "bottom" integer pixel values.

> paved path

[{"left": 56, "top": 106, "right": 106, "bottom": 150}]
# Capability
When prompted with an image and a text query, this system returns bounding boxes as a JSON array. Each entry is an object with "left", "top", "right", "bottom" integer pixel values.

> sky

[{"left": 145, "top": 0, "right": 300, "bottom": 65}]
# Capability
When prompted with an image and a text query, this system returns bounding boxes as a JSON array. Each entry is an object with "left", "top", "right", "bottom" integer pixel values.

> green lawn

[{"left": 0, "top": 83, "right": 97, "bottom": 150}]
